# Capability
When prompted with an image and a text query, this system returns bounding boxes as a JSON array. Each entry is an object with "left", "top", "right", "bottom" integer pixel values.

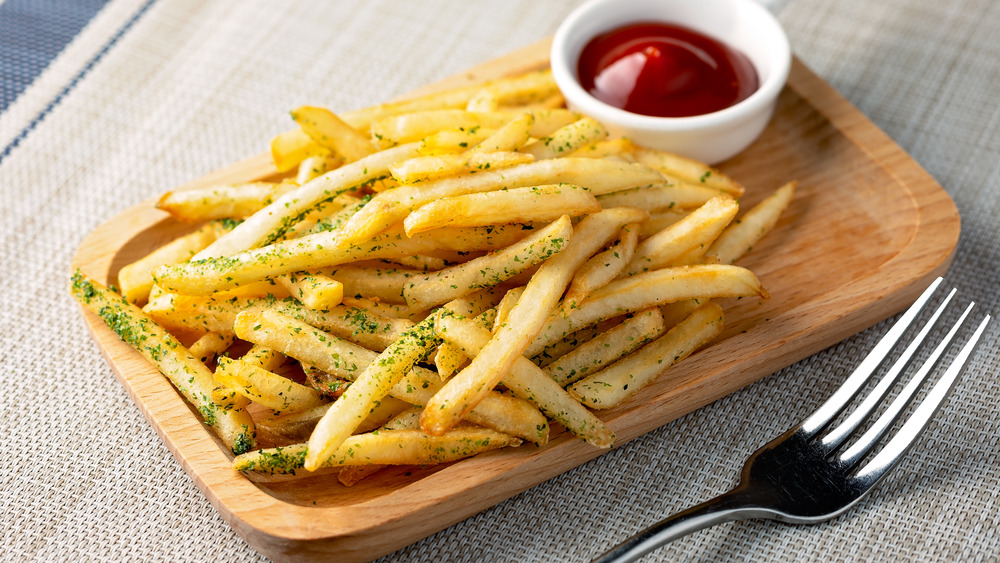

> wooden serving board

[{"left": 71, "top": 38, "right": 959, "bottom": 562}]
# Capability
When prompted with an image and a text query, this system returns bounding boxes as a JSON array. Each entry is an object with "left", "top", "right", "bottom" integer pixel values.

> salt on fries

[{"left": 71, "top": 68, "right": 795, "bottom": 485}]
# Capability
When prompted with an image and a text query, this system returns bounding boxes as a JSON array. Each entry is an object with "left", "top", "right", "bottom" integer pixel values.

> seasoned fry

[
  {"left": 194, "top": 142, "right": 421, "bottom": 260},
  {"left": 420, "top": 208, "right": 644, "bottom": 436},
  {"left": 276, "top": 271, "right": 344, "bottom": 310},
  {"left": 339, "top": 158, "right": 663, "bottom": 245},
  {"left": 188, "top": 332, "right": 234, "bottom": 364},
  {"left": 470, "top": 112, "right": 534, "bottom": 152},
  {"left": 117, "top": 222, "right": 223, "bottom": 306},
  {"left": 402, "top": 216, "right": 573, "bottom": 311},
  {"left": 214, "top": 357, "right": 327, "bottom": 415},
  {"left": 568, "top": 302, "right": 725, "bottom": 408},
  {"left": 235, "top": 427, "right": 521, "bottom": 478},
  {"left": 596, "top": 183, "right": 722, "bottom": 211},
  {"left": 564, "top": 221, "right": 641, "bottom": 306},
  {"left": 156, "top": 182, "right": 298, "bottom": 223},
  {"left": 270, "top": 128, "right": 328, "bottom": 172},
  {"left": 403, "top": 184, "right": 600, "bottom": 235},
  {"left": 544, "top": 308, "right": 665, "bottom": 386},
  {"left": 70, "top": 272, "right": 256, "bottom": 454},
  {"left": 623, "top": 196, "right": 739, "bottom": 276},
  {"left": 526, "top": 265, "right": 766, "bottom": 357},
  {"left": 706, "top": 181, "right": 797, "bottom": 265},
  {"left": 519, "top": 117, "right": 608, "bottom": 160},
  {"left": 632, "top": 147, "right": 744, "bottom": 197},
  {"left": 433, "top": 312, "right": 615, "bottom": 447},
  {"left": 389, "top": 150, "right": 533, "bottom": 184},
  {"left": 153, "top": 223, "right": 533, "bottom": 295},
  {"left": 291, "top": 105, "right": 375, "bottom": 162}
]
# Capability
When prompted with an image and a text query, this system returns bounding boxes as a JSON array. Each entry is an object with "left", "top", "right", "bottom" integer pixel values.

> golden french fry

[
  {"left": 624, "top": 196, "right": 739, "bottom": 276},
  {"left": 564, "top": 221, "right": 641, "bottom": 306},
  {"left": 403, "top": 184, "right": 599, "bottom": 235},
  {"left": 270, "top": 128, "right": 329, "bottom": 172},
  {"left": 214, "top": 357, "right": 326, "bottom": 415},
  {"left": 337, "top": 407, "right": 424, "bottom": 486},
  {"left": 417, "top": 126, "right": 495, "bottom": 155},
  {"left": 470, "top": 112, "right": 534, "bottom": 152},
  {"left": 156, "top": 182, "right": 298, "bottom": 223},
  {"left": 639, "top": 209, "right": 688, "bottom": 238},
  {"left": 706, "top": 181, "right": 797, "bottom": 265},
  {"left": 403, "top": 216, "right": 572, "bottom": 311},
  {"left": 567, "top": 137, "right": 636, "bottom": 159},
  {"left": 153, "top": 223, "right": 532, "bottom": 295},
  {"left": 526, "top": 264, "right": 766, "bottom": 357},
  {"left": 70, "top": 272, "right": 255, "bottom": 455},
  {"left": 344, "top": 158, "right": 662, "bottom": 248},
  {"left": 389, "top": 150, "right": 534, "bottom": 184},
  {"left": 291, "top": 105, "right": 375, "bottom": 162},
  {"left": 188, "top": 332, "right": 234, "bottom": 364},
  {"left": 194, "top": 142, "right": 421, "bottom": 260},
  {"left": 117, "top": 222, "right": 223, "bottom": 305},
  {"left": 568, "top": 302, "right": 724, "bottom": 408},
  {"left": 371, "top": 110, "right": 511, "bottom": 149},
  {"left": 519, "top": 117, "right": 608, "bottom": 160},
  {"left": 492, "top": 286, "right": 525, "bottom": 333},
  {"left": 632, "top": 147, "right": 744, "bottom": 197},
  {"left": 276, "top": 271, "right": 344, "bottom": 311},
  {"left": 544, "top": 308, "right": 665, "bottom": 386},
  {"left": 235, "top": 427, "right": 521, "bottom": 478},
  {"left": 420, "top": 208, "right": 643, "bottom": 436},
  {"left": 432, "top": 312, "right": 615, "bottom": 447},
  {"left": 296, "top": 154, "right": 343, "bottom": 185},
  {"left": 596, "top": 183, "right": 722, "bottom": 211}
]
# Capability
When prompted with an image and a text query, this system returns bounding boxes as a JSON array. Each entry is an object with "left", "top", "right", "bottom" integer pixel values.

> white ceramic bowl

[{"left": 551, "top": 0, "right": 791, "bottom": 164}]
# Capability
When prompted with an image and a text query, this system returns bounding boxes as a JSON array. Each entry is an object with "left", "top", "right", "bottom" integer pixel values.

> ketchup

[{"left": 577, "top": 22, "right": 759, "bottom": 118}]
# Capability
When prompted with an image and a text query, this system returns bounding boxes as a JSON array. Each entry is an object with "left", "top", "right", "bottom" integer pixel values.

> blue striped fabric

[
  {"left": 0, "top": 0, "right": 111, "bottom": 112},
  {"left": 0, "top": 0, "right": 158, "bottom": 164}
]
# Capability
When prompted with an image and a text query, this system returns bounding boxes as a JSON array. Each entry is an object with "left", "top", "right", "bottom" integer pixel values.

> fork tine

[
  {"left": 818, "top": 288, "right": 957, "bottom": 451},
  {"left": 853, "top": 312, "right": 991, "bottom": 483},
  {"left": 838, "top": 301, "right": 974, "bottom": 467},
  {"left": 799, "top": 277, "right": 944, "bottom": 437}
]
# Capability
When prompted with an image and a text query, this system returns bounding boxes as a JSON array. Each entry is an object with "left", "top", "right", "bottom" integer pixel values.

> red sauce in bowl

[{"left": 577, "top": 22, "right": 759, "bottom": 118}]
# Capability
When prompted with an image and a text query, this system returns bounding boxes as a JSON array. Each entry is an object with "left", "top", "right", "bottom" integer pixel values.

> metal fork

[{"left": 594, "top": 278, "right": 992, "bottom": 563}]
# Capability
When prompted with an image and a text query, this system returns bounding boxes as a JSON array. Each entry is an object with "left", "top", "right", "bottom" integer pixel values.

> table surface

[{"left": 2, "top": 0, "right": 998, "bottom": 561}]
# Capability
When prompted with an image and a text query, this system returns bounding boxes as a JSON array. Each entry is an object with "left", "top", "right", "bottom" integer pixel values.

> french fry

[
  {"left": 291, "top": 105, "right": 375, "bottom": 162},
  {"left": 214, "top": 357, "right": 327, "bottom": 415},
  {"left": 153, "top": 223, "right": 533, "bottom": 295},
  {"left": 564, "top": 221, "right": 641, "bottom": 306},
  {"left": 526, "top": 265, "right": 766, "bottom": 357},
  {"left": 343, "top": 157, "right": 662, "bottom": 249},
  {"left": 117, "top": 222, "right": 223, "bottom": 306},
  {"left": 403, "top": 184, "right": 600, "bottom": 235},
  {"left": 70, "top": 272, "right": 256, "bottom": 454},
  {"left": 194, "top": 142, "right": 421, "bottom": 260},
  {"left": 470, "top": 112, "right": 534, "bottom": 152},
  {"left": 492, "top": 286, "right": 525, "bottom": 333},
  {"left": 270, "top": 128, "right": 328, "bottom": 172},
  {"left": 567, "top": 137, "right": 636, "bottom": 160},
  {"left": 389, "top": 150, "right": 534, "bottom": 184},
  {"left": 235, "top": 427, "right": 521, "bottom": 478},
  {"left": 519, "top": 117, "right": 608, "bottom": 160},
  {"left": 705, "top": 181, "right": 797, "bottom": 265},
  {"left": 623, "top": 196, "right": 739, "bottom": 275},
  {"left": 544, "top": 308, "right": 665, "bottom": 386},
  {"left": 417, "top": 126, "right": 495, "bottom": 155},
  {"left": 296, "top": 154, "right": 343, "bottom": 185},
  {"left": 402, "top": 216, "right": 572, "bottom": 311},
  {"left": 276, "top": 271, "right": 344, "bottom": 311},
  {"left": 420, "top": 208, "right": 645, "bottom": 435},
  {"left": 632, "top": 147, "right": 744, "bottom": 197},
  {"left": 639, "top": 209, "right": 688, "bottom": 238},
  {"left": 568, "top": 302, "right": 724, "bottom": 408},
  {"left": 337, "top": 407, "right": 423, "bottom": 486},
  {"left": 596, "top": 183, "right": 722, "bottom": 211},
  {"left": 188, "top": 332, "right": 234, "bottom": 364},
  {"left": 433, "top": 312, "right": 615, "bottom": 447},
  {"left": 156, "top": 182, "right": 297, "bottom": 223},
  {"left": 254, "top": 396, "right": 411, "bottom": 449}
]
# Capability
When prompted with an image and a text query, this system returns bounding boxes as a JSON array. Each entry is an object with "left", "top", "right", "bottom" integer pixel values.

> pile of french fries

[{"left": 70, "top": 69, "right": 795, "bottom": 484}]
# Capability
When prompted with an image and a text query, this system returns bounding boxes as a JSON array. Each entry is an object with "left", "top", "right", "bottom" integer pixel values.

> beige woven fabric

[{"left": 1, "top": 0, "right": 997, "bottom": 561}]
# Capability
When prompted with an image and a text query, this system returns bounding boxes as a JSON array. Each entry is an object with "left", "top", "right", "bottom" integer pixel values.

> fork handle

[{"left": 592, "top": 488, "right": 762, "bottom": 563}]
